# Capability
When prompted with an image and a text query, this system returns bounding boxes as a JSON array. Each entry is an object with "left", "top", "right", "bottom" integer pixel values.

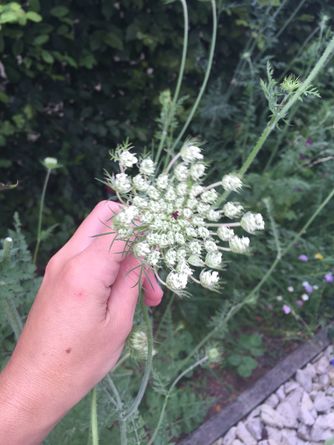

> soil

[{"left": 198, "top": 333, "right": 303, "bottom": 419}]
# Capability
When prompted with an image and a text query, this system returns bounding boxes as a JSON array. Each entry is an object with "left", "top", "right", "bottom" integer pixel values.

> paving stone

[
  {"left": 261, "top": 404, "right": 284, "bottom": 428},
  {"left": 245, "top": 417, "right": 263, "bottom": 441},
  {"left": 298, "top": 392, "right": 316, "bottom": 426},
  {"left": 313, "top": 392, "right": 334, "bottom": 412},
  {"left": 284, "top": 382, "right": 301, "bottom": 394},
  {"left": 297, "top": 424, "right": 311, "bottom": 441},
  {"left": 295, "top": 369, "right": 313, "bottom": 393},
  {"left": 223, "top": 425, "right": 236, "bottom": 445},
  {"left": 236, "top": 421, "right": 257, "bottom": 445},
  {"left": 314, "top": 356, "right": 329, "bottom": 374},
  {"left": 266, "top": 393, "right": 280, "bottom": 408},
  {"left": 277, "top": 401, "right": 298, "bottom": 428}
]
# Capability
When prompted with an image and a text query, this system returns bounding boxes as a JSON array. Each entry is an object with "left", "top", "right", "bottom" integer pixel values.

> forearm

[{"left": 0, "top": 357, "right": 71, "bottom": 445}]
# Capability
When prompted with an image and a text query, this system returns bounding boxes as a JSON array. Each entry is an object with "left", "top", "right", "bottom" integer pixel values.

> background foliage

[{"left": 1, "top": 0, "right": 334, "bottom": 443}]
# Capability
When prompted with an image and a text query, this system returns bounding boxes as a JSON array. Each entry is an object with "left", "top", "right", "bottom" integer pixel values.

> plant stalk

[
  {"left": 91, "top": 387, "right": 99, "bottom": 445},
  {"left": 33, "top": 168, "right": 51, "bottom": 264}
]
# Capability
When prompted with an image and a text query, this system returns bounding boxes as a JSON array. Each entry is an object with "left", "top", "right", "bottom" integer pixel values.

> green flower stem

[
  {"left": 219, "top": 34, "right": 334, "bottom": 206},
  {"left": 170, "top": 0, "right": 217, "bottom": 155},
  {"left": 91, "top": 387, "right": 99, "bottom": 445},
  {"left": 33, "top": 168, "right": 51, "bottom": 264},
  {"left": 177, "top": 187, "right": 334, "bottom": 376},
  {"left": 2, "top": 297, "right": 22, "bottom": 341},
  {"left": 156, "top": 0, "right": 189, "bottom": 164},
  {"left": 123, "top": 289, "right": 153, "bottom": 421},
  {"left": 148, "top": 356, "right": 208, "bottom": 445},
  {"left": 106, "top": 376, "right": 128, "bottom": 445}
]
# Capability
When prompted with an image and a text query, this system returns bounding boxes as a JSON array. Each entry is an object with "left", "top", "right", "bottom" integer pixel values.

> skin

[{"left": 0, "top": 200, "right": 163, "bottom": 445}]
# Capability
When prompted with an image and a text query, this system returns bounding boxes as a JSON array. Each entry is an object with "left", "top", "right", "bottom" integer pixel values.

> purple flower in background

[
  {"left": 282, "top": 304, "right": 292, "bottom": 314},
  {"left": 302, "top": 281, "right": 314, "bottom": 294},
  {"left": 324, "top": 272, "right": 334, "bottom": 283},
  {"left": 296, "top": 300, "right": 304, "bottom": 308},
  {"left": 306, "top": 137, "right": 313, "bottom": 146},
  {"left": 298, "top": 254, "right": 309, "bottom": 262}
]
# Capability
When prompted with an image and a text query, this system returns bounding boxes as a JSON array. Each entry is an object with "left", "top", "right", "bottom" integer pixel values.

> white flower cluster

[{"left": 106, "top": 141, "right": 265, "bottom": 295}]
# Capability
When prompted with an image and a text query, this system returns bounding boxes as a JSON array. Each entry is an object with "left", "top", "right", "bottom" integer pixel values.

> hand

[{"left": 0, "top": 200, "right": 163, "bottom": 445}]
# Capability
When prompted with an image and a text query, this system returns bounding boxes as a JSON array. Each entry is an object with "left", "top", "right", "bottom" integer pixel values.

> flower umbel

[{"left": 104, "top": 141, "right": 265, "bottom": 295}]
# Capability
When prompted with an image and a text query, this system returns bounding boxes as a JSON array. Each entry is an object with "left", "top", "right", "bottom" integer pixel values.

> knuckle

[{"left": 45, "top": 254, "right": 60, "bottom": 276}]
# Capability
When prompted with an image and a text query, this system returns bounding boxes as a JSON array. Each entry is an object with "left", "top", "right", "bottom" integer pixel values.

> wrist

[{"left": 0, "top": 356, "right": 70, "bottom": 445}]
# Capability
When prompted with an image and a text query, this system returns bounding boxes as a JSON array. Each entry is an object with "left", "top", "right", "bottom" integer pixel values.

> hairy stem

[
  {"left": 106, "top": 376, "right": 128, "bottom": 445},
  {"left": 156, "top": 0, "right": 189, "bottom": 163},
  {"left": 123, "top": 289, "right": 153, "bottom": 421},
  {"left": 148, "top": 356, "right": 208, "bottom": 445},
  {"left": 91, "top": 387, "right": 99, "bottom": 445},
  {"left": 170, "top": 0, "right": 218, "bottom": 156}
]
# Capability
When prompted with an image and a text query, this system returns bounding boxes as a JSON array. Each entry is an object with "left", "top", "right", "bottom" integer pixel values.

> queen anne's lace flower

[{"left": 105, "top": 141, "right": 264, "bottom": 295}]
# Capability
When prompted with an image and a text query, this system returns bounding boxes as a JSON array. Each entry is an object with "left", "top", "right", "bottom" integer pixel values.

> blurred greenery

[{"left": 1, "top": 0, "right": 334, "bottom": 443}]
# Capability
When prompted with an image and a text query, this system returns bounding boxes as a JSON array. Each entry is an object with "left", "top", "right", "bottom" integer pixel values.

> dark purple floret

[
  {"left": 172, "top": 211, "right": 180, "bottom": 220},
  {"left": 330, "top": 358, "right": 334, "bottom": 367},
  {"left": 306, "top": 137, "right": 313, "bottom": 146}
]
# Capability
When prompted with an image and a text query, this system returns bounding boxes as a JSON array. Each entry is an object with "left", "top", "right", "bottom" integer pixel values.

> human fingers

[
  {"left": 54, "top": 200, "right": 121, "bottom": 265},
  {"left": 142, "top": 268, "right": 163, "bottom": 307}
]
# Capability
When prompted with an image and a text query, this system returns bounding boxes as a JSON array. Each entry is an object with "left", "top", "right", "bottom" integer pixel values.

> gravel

[{"left": 213, "top": 345, "right": 334, "bottom": 445}]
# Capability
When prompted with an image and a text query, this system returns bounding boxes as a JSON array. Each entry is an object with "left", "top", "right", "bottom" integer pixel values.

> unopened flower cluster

[{"left": 105, "top": 141, "right": 264, "bottom": 295}]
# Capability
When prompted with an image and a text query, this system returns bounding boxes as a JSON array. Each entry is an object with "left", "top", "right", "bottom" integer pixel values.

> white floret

[
  {"left": 139, "top": 158, "right": 155, "bottom": 176},
  {"left": 166, "top": 271, "right": 189, "bottom": 290},
  {"left": 229, "top": 235, "right": 250, "bottom": 254},
  {"left": 180, "top": 144, "right": 203, "bottom": 163},
  {"left": 119, "top": 150, "right": 138, "bottom": 168},
  {"left": 205, "top": 252, "right": 222, "bottom": 268},
  {"left": 223, "top": 202, "right": 243, "bottom": 218},
  {"left": 200, "top": 270, "right": 219, "bottom": 288},
  {"left": 174, "top": 163, "right": 189, "bottom": 182},
  {"left": 221, "top": 174, "right": 243, "bottom": 192},
  {"left": 114, "top": 173, "right": 132, "bottom": 193},
  {"left": 133, "top": 174, "right": 149, "bottom": 192},
  {"left": 240, "top": 212, "right": 265, "bottom": 234},
  {"left": 190, "top": 163, "right": 206, "bottom": 180},
  {"left": 133, "top": 242, "right": 151, "bottom": 258},
  {"left": 217, "top": 226, "right": 235, "bottom": 241},
  {"left": 201, "top": 189, "right": 218, "bottom": 204}
]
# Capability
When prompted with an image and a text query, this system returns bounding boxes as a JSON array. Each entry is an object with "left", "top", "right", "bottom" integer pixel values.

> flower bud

[{"left": 43, "top": 157, "right": 59, "bottom": 170}]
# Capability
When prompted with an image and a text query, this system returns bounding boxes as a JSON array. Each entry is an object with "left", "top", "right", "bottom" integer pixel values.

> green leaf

[
  {"left": 104, "top": 32, "right": 124, "bottom": 50},
  {"left": 33, "top": 34, "right": 49, "bottom": 45},
  {"left": 26, "top": 11, "right": 42, "bottom": 22},
  {"left": 325, "top": 438, "right": 334, "bottom": 445},
  {"left": 50, "top": 6, "right": 69, "bottom": 18},
  {"left": 41, "top": 50, "right": 54, "bottom": 64},
  {"left": 227, "top": 354, "right": 242, "bottom": 366}
]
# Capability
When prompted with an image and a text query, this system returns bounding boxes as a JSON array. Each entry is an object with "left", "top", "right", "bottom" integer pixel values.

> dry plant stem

[
  {"left": 169, "top": 0, "right": 217, "bottom": 156},
  {"left": 147, "top": 356, "right": 208, "bottom": 445},
  {"left": 155, "top": 0, "right": 189, "bottom": 164},
  {"left": 123, "top": 289, "right": 153, "bottom": 421},
  {"left": 175, "top": 187, "right": 334, "bottom": 377},
  {"left": 33, "top": 168, "right": 51, "bottom": 264},
  {"left": 218, "top": 34, "right": 334, "bottom": 206},
  {"left": 91, "top": 387, "right": 99, "bottom": 445}
]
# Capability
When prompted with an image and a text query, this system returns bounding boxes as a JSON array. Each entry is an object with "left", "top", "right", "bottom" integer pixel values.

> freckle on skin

[{"left": 65, "top": 348, "right": 72, "bottom": 354}]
